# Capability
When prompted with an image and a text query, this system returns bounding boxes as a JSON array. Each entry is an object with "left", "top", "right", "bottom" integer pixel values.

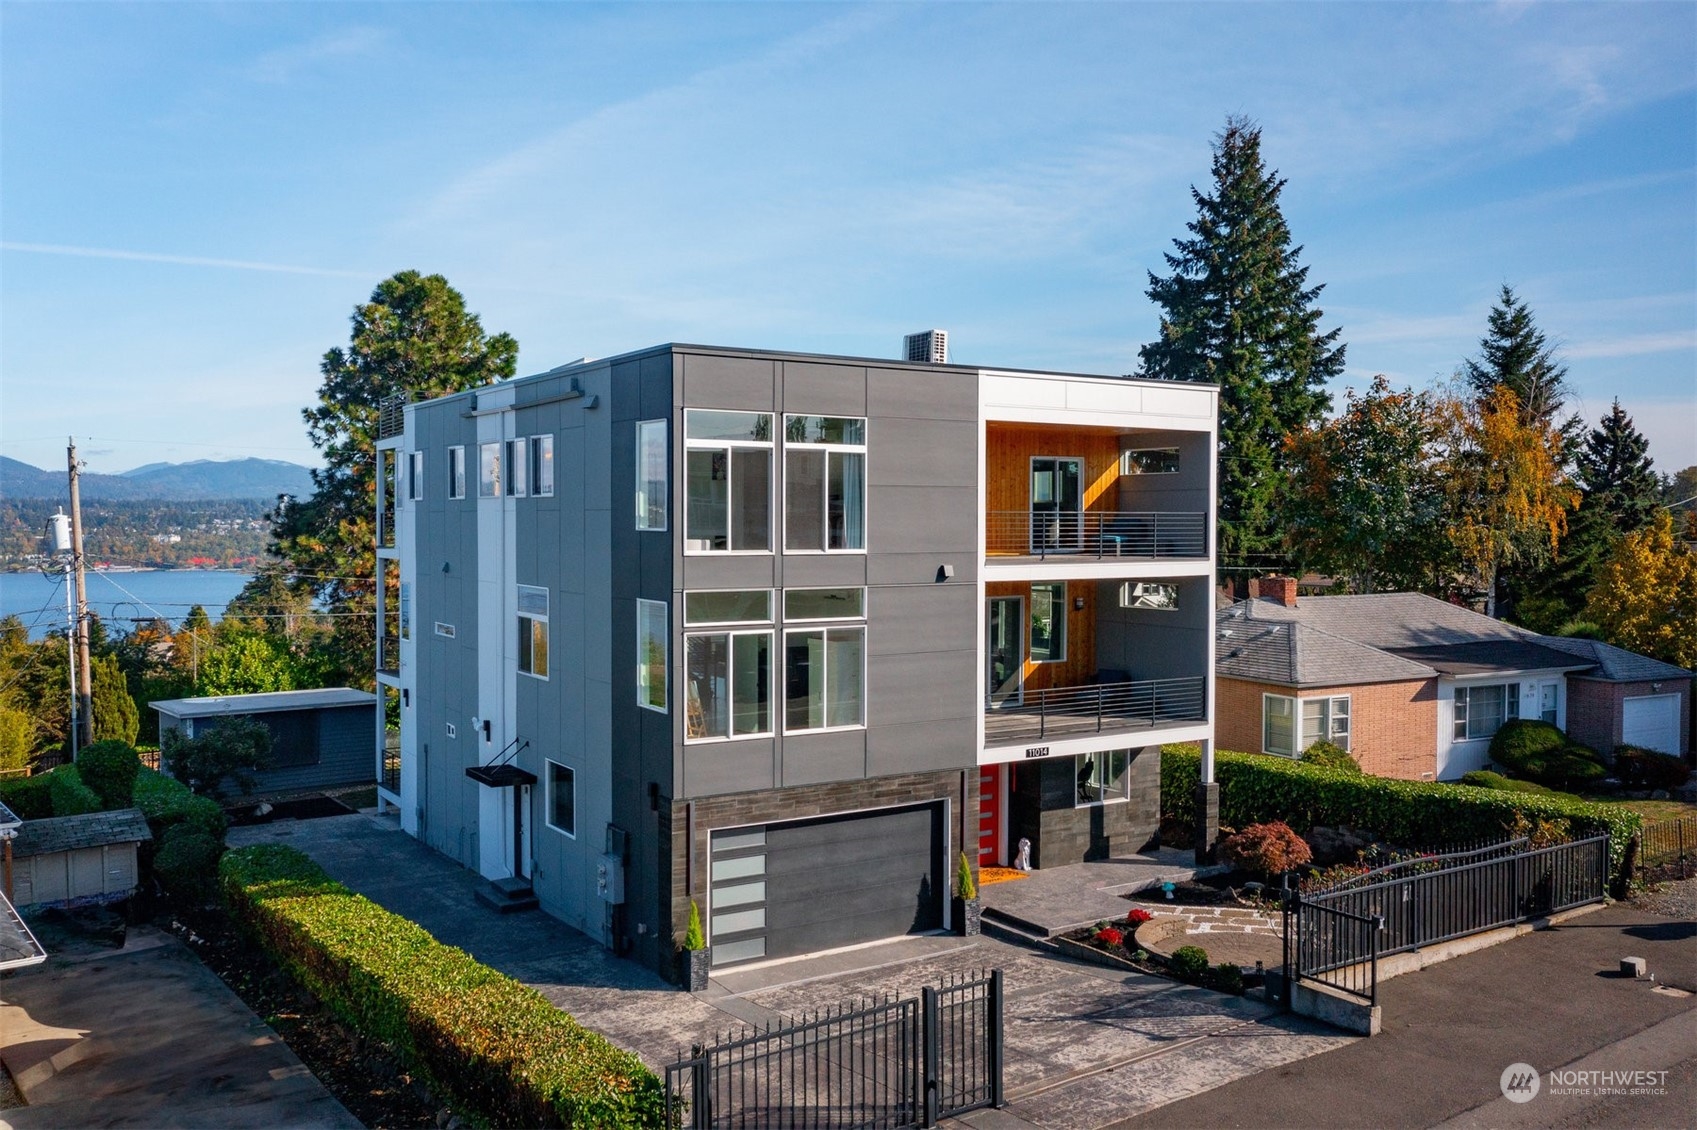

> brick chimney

[{"left": 1251, "top": 574, "right": 1298, "bottom": 607}]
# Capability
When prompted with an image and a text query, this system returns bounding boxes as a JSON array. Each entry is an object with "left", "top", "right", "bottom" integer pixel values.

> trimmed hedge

[
  {"left": 49, "top": 765, "right": 103, "bottom": 816},
  {"left": 220, "top": 845, "right": 664, "bottom": 1128},
  {"left": 1162, "top": 745, "right": 1640, "bottom": 870},
  {"left": 0, "top": 772, "right": 54, "bottom": 820},
  {"left": 1458, "top": 770, "right": 1559, "bottom": 796},
  {"left": 78, "top": 740, "right": 143, "bottom": 808},
  {"left": 1490, "top": 719, "right": 1607, "bottom": 790},
  {"left": 1614, "top": 746, "right": 1692, "bottom": 791},
  {"left": 134, "top": 768, "right": 227, "bottom": 843}
]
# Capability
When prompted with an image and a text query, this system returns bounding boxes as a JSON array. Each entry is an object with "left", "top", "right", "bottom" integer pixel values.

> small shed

[
  {"left": 11, "top": 808, "right": 152, "bottom": 909},
  {"left": 151, "top": 688, "right": 378, "bottom": 798}
]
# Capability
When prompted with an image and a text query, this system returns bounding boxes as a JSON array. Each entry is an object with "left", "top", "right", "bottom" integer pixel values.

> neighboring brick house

[{"left": 1216, "top": 579, "right": 1692, "bottom": 781}]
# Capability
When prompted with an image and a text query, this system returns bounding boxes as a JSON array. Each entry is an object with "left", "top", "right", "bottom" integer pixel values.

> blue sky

[{"left": 3, "top": 2, "right": 1694, "bottom": 477}]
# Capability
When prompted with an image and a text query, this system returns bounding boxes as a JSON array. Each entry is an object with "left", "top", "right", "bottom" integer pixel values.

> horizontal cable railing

[
  {"left": 985, "top": 511, "right": 1208, "bottom": 559},
  {"left": 985, "top": 676, "right": 1206, "bottom": 742}
]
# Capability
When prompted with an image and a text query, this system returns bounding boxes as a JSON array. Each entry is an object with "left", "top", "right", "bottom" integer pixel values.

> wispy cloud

[
  {"left": 1565, "top": 330, "right": 1697, "bottom": 360},
  {"left": 1, "top": 242, "right": 371, "bottom": 279},
  {"left": 246, "top": 27, "right": 387, "bottom": 84}
]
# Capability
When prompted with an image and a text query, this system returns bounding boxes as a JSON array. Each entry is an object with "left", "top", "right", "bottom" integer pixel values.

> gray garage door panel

[{"left": 711, "top": 803, "right": 944, "bottom": 967}]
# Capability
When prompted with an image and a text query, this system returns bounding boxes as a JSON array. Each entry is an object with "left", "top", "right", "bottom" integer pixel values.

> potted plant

[
  {"left": 953, "top": 852, "right": 981, "bottom": 936},
  {"left": 679, "top": 899, "right": 709, "bottom": 991}
]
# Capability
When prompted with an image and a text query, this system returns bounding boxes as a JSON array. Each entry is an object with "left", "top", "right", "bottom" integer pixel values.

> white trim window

[
  {"left": 1264, "top": 693, "right": 1350, "bottom": 755},
  {"left": 684, "top": 590, "right": 774, "bottom": 740},
  {"left": 408, "top": 451, "right": 425, "bottom": 501},
  {"left": 783, "top": 587, "right": 866, "bottom": 732},
  {"left": 1121, "top": 448, "right": 1181, "bottom": 475},
  {"left": 1076, "top": 750, "right": 1132, "bottom": 805},
  {"left": 1030, "top": 582, "right": 1066, "bottom": 663},
  {"left": 530, "top": 434, "right": 554, "bottom": 497},
  {"left": 1454, "top": 683, "right": 1519, "bottom": 741},
  {"left": 506, "top": 438, "right": 529, "bottom": 497},
  {"left": 447, "top": 446, "right": 466, "bottom": 499},
  {"left": 517, "top": 584, "right": 549, "bottom": 678},
  {"left": 479, "top": 442, "right": 502, "bottom": 498},
  {"left": 637, "top": 599, "right": 668, "bottom": 713},
  {"left": 636, "top": 420, "right": 667, "bottom": 530},
  {"left": 1120, "top": 582, "right": 1178, "bottom": 610},
  {"left": 546, "top": 760, "right": 575, "bottom": 837},
  {"left": 784, "top": 415, "right": 866, "bottom": 552},
  {"left": 685, "top": 410, "right": 772, "bottom": 552}
]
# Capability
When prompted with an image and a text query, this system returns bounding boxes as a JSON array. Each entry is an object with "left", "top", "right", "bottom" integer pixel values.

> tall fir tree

[
  {"left": 1139, "top": 116, "right": 1344, "bottom": 578},
  {"left": 1462, "top": 285, "right": 1578, "bottom": 439},
  {"left": 1513, "top": 399, "right": 1659, "bottom": 632}
]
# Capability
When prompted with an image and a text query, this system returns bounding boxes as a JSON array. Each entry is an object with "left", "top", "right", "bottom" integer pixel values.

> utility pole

[{"left": 67, "top": 439, "right": 94, "bottom": 753}]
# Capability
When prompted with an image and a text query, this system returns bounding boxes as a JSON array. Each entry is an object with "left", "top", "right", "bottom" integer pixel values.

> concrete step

[{"left": 474, "top": 880, "right": 539, "bottom": 914}]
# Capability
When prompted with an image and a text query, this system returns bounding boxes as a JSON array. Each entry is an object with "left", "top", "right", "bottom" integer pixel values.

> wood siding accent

[
  {"left": 985, "top": 424, "right": 1125, "bottom": 555},
  {"left": 985, "top": 581, "right": 1097, "bottom": 694}
]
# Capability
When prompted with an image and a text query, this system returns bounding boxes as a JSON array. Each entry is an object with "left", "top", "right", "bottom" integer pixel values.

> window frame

[
  {"left": 447, "top": 446, "right": 466, "bottom": 500},
  {"left": 1119, "top": 581, "right": 1179, "bottom": 610},
  {"left": 1121, "top": 448, "right": 1181, "bottom": 475},
  {"left": 636, "top": 419, "right": 668, "bottom": 531},
  {"left": 636, "top": 598, "right": 668, "bottom": 714},
  {"left": 479, "top": 442, "right": 502, "bottom": 498},
  {"left": 1263, "top": 693, "right": 1297, "bottom": 757},
  {"left": 683, "top": 627, "right": 774, "bottom": 742},
  {"left": 782, "top": 625, "right": 867, "bottom": 734},
  {"left": 782, "top": 587, "right": 866, "bottom": 622},
  {"left": 1074, "top": 750, "right": 1133, "bottom": 806},
  {"left": 506, "top": 438, "right": 528, "bottom": 498},
  {"left": 684, "top": 589, "right": 774, "bottom": 627},
  {"left": 545, "top": 760, "right": 576, "bottom": 838},
  {"left": 1301, "top": 695, "right": 1351, "bottom": 752},
  {"left": 529, "top": 434, "right": 554, "bottom": 497},
  {"left": 408, "top": 451, "right": 425, "bottom": 501},
  {"left": 683, "top": 409, "right": 774, "bottom": 555},
  {"left": 1029, "top": 582, "right": 1067, "bottom": 664},
  {"left": 1453, "top": 682, "right": 1520, "bottom": 742},
  {"left": 783, "top": 414, "right": 867, "bottom": 554},
  {"left": 517, "top": 584, "right": 549, "bottom": 680}
]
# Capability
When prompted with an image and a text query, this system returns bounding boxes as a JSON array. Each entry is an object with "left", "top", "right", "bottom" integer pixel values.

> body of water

[{"left": 0, "top": 569, "right": 253, "bottom": 639}]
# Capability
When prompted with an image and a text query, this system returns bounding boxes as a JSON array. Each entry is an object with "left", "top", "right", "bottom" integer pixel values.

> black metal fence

[
  {"left": 1287, "top": 835, "right": 1609, "bottom": 1005},
  {"left": 1638, "top": 815, "right": 1697, "bottom": 878},
  {"left": 665, "top": 969, "right": 1003, "bottom": 1129}
]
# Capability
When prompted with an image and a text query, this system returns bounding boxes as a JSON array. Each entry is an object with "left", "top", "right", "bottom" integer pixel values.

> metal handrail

[
  {"left": 985, "top": 676, "right": 1206, "bottom": 740},
  {"left": 985, "top": 510, "right": 1207, "bottom": 559}
]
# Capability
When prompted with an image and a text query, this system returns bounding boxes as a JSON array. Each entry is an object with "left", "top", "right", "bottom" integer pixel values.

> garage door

[
  {"left": 1623, "top": 694, "right": 1680, "bottom": 755},
  {"left": 709, "top": 803, "right": 946, "bottom": 967}
]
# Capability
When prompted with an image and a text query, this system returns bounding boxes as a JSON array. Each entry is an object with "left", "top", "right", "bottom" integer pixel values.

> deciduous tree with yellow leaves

[{"left": 1583, "top": 511, "right": 1697, "bottom": 670}]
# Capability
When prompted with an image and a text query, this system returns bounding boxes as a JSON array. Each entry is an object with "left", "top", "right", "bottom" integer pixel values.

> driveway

[
  {"left": 232, "top": 813, "right": 1352, "bottom": 1128},
  {"left": 1110, "top": 900, "right": 1697, "bottom": 1129}
]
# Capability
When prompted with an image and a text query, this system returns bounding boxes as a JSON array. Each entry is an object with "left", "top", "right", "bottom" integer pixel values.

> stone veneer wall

[
  {"left": 1216, "top": 676, "right": 1439, "bottom": 780},
  {"left": 1008, "top": 746, "right": 1160, "bottom": 869}
]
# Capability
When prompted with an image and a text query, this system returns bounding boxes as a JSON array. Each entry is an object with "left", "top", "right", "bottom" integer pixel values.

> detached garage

[{"left": 708, "top": 802, "right": 946, "bottom": 967}]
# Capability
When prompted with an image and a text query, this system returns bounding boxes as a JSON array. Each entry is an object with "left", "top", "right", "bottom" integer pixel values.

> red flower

[
  {"left": 1094, "top": 927, "right": 1124, "bottom": 947},
  {"left": 1126, "top": 908, "right": 1153, "bottom": 926}
]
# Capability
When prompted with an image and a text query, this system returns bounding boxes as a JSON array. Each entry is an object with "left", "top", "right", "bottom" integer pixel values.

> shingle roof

[
  {"left": 150, "top": 687, "right": 376, "bottom": 719},
  {"left": 1217, "top": 593, "right": 1693, "bottom": 687},
  {"left": 1217, "top": 611, "right": 1438, "bottom": 688},
  {"left": 13, "top": 808, "right": 152, "bottom": 858}
]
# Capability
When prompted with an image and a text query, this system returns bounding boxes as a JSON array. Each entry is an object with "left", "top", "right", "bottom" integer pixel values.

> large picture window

[
  {"left": 637, "top": 599, "right": 667, "bottom": 713},
  {"left": 1454, "top": 683, "right": 1519, "bottom": 741},
  {"left": 784, "top": 415, "right": 866, "bottom": 551},
  {"left": 517, "top": 585, "right": 548, "bottom": 678},
  {"left": 1264, "top": 693, "right": 1350, "bottom": 755},
  {"left": 546, "top": 761, "right": 575, "bottom": 837},
  {"left": 636, "top": 420, "right": 667, "bottom": 530},
  {"left": 783, "top": 587, "right": 867, "bottom": 732},
  {"left": 1030, "top": 582, "right": 1066, "bottom": 662},
  {"left": 1076, "top": 750, "right": 1131, "bottom": 805},
  {"left": 684, "top": 589, "right": 773, "bottom": 740},
  {"left": 685, "top": 410, "right": 771, "bottom": 552}
]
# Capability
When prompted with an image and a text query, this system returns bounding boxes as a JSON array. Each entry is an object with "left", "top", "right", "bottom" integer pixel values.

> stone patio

[
  {"left": 978, "top": 850, "right": 1227, "bottom": 938},
  {"left": 1134, "top": 906, "right": 1283, "bottom": 969}
]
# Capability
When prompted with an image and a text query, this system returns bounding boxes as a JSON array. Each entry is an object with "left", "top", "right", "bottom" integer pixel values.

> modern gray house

[{"left": 374, "top": 341, "right": 1218, "bottom": 979}]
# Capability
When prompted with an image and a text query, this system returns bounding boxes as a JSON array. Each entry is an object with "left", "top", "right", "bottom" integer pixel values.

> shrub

[
  {"left": 49, "top": 765, "right": 103, "bottom": 816},
  {"left": 1169, "top": 944, "right": 1210, "bottom": 982},
  {"left": 1160, "top": 745, "right": 1640, "bottom": 872},
  {"left": 162, "top": 715, "right": 272, "bottom": 797},
  {"left": 134, "top": 768, "right": 227, "bottom": 844},
  {"left": 956, "top": 851, "right": 977, "bottom": 900},
  {"left": 1459, "top": 770, "right": 1558, "bottom": 796},
  {"left": 1126, "top": 907, "right": 1153, "bottom": 926},
  {"left": 220, "top": 845, "right": 664, "bottom": 1127},
  {"left": 154, "top": 828, "right": 224, "bottom": 904},
  {"left": 1219, "top": 821, "right": 1313, "bottom": 879},
  {"left": 1094, "top": 926, "right": 1124, "bottom": 947},
  {"left": 683, "top": 900, "right": 705, "bottom": 951},
  {"left": 1300, "top": 741, "right": 1361, "bottom": 773},
  {"left": 77, "top": 740, "right": 142, "bottom": 808},
  {"left": 1212, "top": 962, "right": 1245, "bottom": 994},
  {"left": 1614, "top": 746, "right": 1691, "bottom": 791},
  {"left": 1490, "top": 720, "right": 1567, "bottom": 769},
  {"left": 0, "top": 772, "right": 54, "bottom": 820}
]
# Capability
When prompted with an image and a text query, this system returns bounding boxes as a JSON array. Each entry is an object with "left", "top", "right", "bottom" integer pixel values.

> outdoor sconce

[
  {"left": 936, "top": 564, "right": 954, "bottom": 583},
  {"left": 443, "top": 561, "right": 451, "bottom": 573},
  {"left": 402, "top": 689, "right": 409, "bottom": 707},
  {"left": 1074, "top": 596, "right": 1086, "bottom": 611}
]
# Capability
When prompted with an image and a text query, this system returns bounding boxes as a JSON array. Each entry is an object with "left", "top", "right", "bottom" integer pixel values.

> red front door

[{"left": 978, "top": 765, "right": 1003, "bottom": 866}]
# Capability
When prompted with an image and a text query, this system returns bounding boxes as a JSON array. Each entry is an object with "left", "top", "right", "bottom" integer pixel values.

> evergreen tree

[
  {"left": 89, "top": 652, "right": 139, "bottom": 746},
  {"left": 1462, "top": 285, "right": 1577, "bottom": 438},
  {"left": 1139, "top": 116, "right": 1344, "bottom": 576},
  {"left": 272, "top": 271, "right": 517, "bottom": 684}
]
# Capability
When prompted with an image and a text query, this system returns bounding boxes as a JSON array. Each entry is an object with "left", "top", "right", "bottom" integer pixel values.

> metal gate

[{"left": 665, "top": 969, "right": 1004, "bottom": 1128}]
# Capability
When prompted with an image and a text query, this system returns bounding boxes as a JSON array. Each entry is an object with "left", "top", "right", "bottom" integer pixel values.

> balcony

[
  {"left": 984, "top": 675, "right": 1206, "bottom": 746},
  {"left": 986, "top": 511, "right": 1207, "bottom": 561},
  {"left": 378, "top": 635, "right": 400, "bottom": 676}
]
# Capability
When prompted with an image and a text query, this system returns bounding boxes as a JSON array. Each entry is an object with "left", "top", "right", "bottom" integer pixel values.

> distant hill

[{"left": 0, "top": 456, "right": 315, "bottom": 501}]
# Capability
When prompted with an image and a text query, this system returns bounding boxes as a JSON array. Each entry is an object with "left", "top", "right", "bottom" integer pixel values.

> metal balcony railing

[
  {"left": 984, "top": 675, "right": 1206, "bottom": 744},
  {"left": 378, "top": 635, "right": 400, "bottom": 675},
  {"left": 985, "top": 511, "right": 1208, "bottom": 559}
]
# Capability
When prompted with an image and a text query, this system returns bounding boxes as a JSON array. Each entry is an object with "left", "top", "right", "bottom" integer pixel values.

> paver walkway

[
  {"left": 231, "top": 814, "right": 1354, "bottom": 1129},
  {"left": 979, "top": 852, "right": 1224, "bottom": 937},
  {"left": 0, "top": 926, "right": 359, "bottom": 1129}
]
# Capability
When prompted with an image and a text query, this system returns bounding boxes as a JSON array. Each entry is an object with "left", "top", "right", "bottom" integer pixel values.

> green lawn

[{"left": 1580, "top": 794, "right": 1697, "bottom": 824}]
